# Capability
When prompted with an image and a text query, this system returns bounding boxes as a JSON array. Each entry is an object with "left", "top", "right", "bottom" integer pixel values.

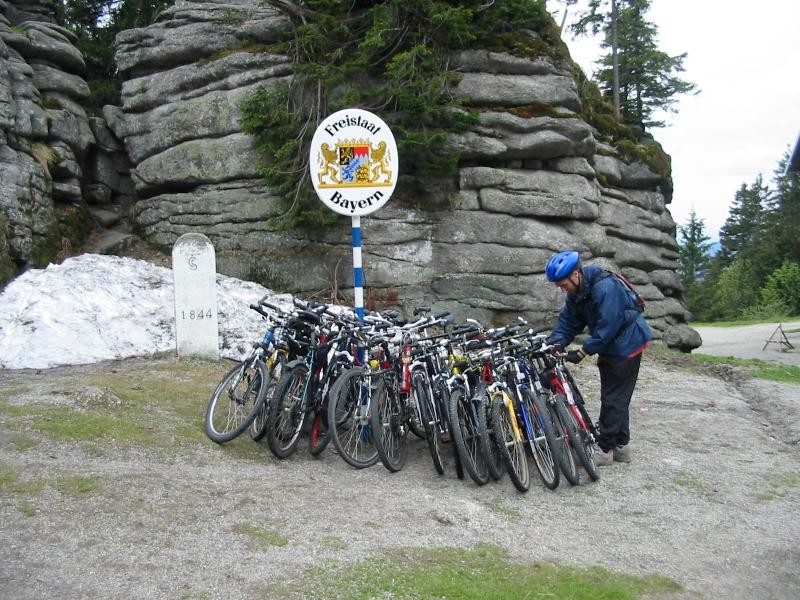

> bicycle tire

[
  {"left": 266, "top": 363, "right": 308, "bottom": 459},
  {"left": 205, "top": 359, "right": 268, "bottom": 443},
  {"left": 308, "top": 409, "right": 330, "bottom": 456},
  {"left": 575, "top": 407, "right": 600, "bottom": 481},
  {"left": 523, "top": 390, "right": 560, "bottom": 490},
  {"left": 250, "top": 356, "right": 286, "bottom": 441},
  {"left": 554, "top": 394, "right": 599, "bottom": 482},
  {"left": 327, "top": 367, "right": 379, "bottom": 469},
  {"left": 561, "top": 369, "right": 601, "bottom": 480},
  {"left": 370, "top": 377, "right": 409, "bottom": 472},
  {"left": 475, "top": 389, "right": 504, "bottom": 481},
  {"left": 490, "top": 392, "right": 530, "bottom": 492},
  {"left": 448, "top": 387, "right": 490, "bottom": 485},
  {"left": 548, "top": 393, "right": 580, "bottom": 485},
  {"left": 308, "top": 358, "right": 351, "bottom": 456},
  {"left": 412, "top": 372, "right": 445, "bottom": 475},
  {"left": 436, "top": 382, "right": 464, "bottom": 480}
]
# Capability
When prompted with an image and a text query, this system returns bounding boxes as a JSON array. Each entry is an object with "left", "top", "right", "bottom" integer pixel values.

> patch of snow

[{"left": 0, "top": 254, "right": 293, "bottom": 369}]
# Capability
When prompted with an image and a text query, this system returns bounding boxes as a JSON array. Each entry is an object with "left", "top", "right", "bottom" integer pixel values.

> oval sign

[{"left": 309, "top": 108, "right": 398, "bottom": 217}]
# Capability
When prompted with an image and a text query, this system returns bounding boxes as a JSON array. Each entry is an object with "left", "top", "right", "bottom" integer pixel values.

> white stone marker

[{"left": 172, "top": 233, "right": 219, "bottom": 357}]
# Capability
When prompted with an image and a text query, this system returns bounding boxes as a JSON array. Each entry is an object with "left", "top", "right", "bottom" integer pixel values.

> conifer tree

[
  {"left": 717, "top": 175, "right": 769, "bottom": 267},
  {"left": 765, "top": 152, "right": 800, "bottom": 266},
  {"left": 572, "top": 0, "right": 697, "bottom": 129},
  {"left": 677, "top": 209, "right": 712, "bottom": 317}
]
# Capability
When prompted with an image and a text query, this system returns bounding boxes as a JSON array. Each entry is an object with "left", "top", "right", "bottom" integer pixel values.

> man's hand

[
  {"left": 547, "top": 343, "right": 563, "bottom": 355},
  {"left": 564, "top": 348, "right": 587, "bottom": 364}
]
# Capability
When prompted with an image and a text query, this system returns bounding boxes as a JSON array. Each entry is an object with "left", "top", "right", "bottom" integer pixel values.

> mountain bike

[
  {"left": 205, "top": 298, "right": 290, "bottom": 443},
  {"left": 266, "top": 302, "right": 356, "bottom": 459},
  {"left": 485, "top": 338, "right": 560, "bottom": 491},
  {"left": 540, "top": 344, "right": 600, "bottom": 482}
]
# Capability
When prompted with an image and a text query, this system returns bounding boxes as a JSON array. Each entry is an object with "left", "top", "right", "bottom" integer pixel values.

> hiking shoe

[
  {"left": 595, "top": 449, "right": 614, "bottom": 466},
  {"left": 614, "top": 445, "right": 631, "bottom": 463}
]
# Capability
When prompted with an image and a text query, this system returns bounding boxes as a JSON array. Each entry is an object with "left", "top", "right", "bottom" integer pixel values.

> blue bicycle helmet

[{"left": 545, "top": 251, "right": 581, "bottom": 282}]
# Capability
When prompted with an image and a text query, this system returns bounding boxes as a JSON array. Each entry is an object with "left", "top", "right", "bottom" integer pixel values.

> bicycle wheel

[
  {"left": 309, "top": 359, "right": 351, "bottom": 456},
  {"left": 308, "top": 409, "right": 330, "bottom": 456},
  {"left": 266, "top": 363, "right": 308, "bottom": 459},
  {"left": 328, "top": 367, "right": 379, "bottom": 469},
  {"left": 412, "top": 372, "right": 445, "bottom": 475},
  {"left": 490, "top": 392, "right": 530, "bottom": 492},
  {"left": 554, "top": 394, "right": 599, "bottom": 482},
  {"left": 547, "top": 392, "right": 579, "bottom": 485},
  {"left": 250, "top": 356, "right": 286, "bottom": 441},
  {"left": 448, "top": 386, "right": 490, "bottom": 485},
  {"left": 205, "top": 359, "right": 268, "bottom": 443},
  {"left": 522, "top": 389, "right": 560, "bottom": 490},
  {"left": 370, "top": 377, "right": 409, "bottom": 472},
  {"left": 475, "top": 389, "right": 504, "bottom": 481},
  {"left": 436, "top": 382, "right": 464, "bottom": 480}
]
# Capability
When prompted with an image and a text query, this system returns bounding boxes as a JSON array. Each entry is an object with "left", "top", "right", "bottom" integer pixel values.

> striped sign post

[
  {"left": 351, "top": 215, "right": 365, "bottom": 321},
  {"left": 310, "top": 109, "right": 398, "bottom": 322}
]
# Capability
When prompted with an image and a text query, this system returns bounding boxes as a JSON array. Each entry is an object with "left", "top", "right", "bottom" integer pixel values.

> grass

[
  {"left": 319, "top": 535, "right": 347, "bottom": 550},
  {"left": 232, "top": 522, "right": 289, "bottom": 550},
  {"left": 674, "top": 471, "right": 712, "bottom": 493},
  {"left": 757, "top": 471, "right": 800, "bottom": 502},
  {"left": 648, "top": 344, "right": 800, "bottom": 386},
  {"left": 0, "top": 462, "right": 45, "bottom": 496},
  {"left": 689, "top": 317, "right": 800, "bottom": 328},
  {"left": 55, "top": 474, "right": 99, "bottom": 496},
  {"left": 483, "top": 497, "right": 521, "bottom": 520},
  {"left": 271, "top": 543, "right": 682, "bottom": 599},
  {"left": 0, "top": 358, "right": 259, "bottom": 455}
]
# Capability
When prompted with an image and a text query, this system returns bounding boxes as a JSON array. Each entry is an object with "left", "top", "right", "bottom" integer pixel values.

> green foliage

[
  {"left": 712, "top": 257, "right": 760, "bottom": 320},
  {"left": 575, "top": 69, "right": 631, "bottom": 140},
  {"left": 761, "top": 260, "right": 800, "bottom": 316},
  {"left": 679, "top": 147, "right": 800, "bottom": 321},
  {"left": 241, "top": 0, "right": 562, "bottom": 228}
]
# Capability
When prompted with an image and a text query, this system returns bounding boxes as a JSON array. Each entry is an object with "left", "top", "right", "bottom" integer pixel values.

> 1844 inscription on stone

[{"left": 172, "top": 233, "right": 218, "bottom": 357}]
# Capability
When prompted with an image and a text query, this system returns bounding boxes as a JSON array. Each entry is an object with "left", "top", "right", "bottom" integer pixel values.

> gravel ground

[{"left": 1, "top": 351, "right": 799, "bottom": 600}]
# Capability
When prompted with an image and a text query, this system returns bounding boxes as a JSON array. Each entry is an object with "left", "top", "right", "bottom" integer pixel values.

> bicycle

[
  {"left": 266, "top": 300, "right": 356, "bottom": 459},
  {"left": 482, "top": 329, "right": 561, "bottom": 491},
  {"left": 538, "top": 341, "right": 600, "bottom": 482},
  {"left": 204, "top": 298, "right": 290, "bottom": 443},
  {"left": 446, "top": 325, "right": 493, "bottom": 486}
]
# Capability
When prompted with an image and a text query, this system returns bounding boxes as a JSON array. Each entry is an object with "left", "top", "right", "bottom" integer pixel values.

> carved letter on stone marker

[{"left": 172, "top": 233, "right": 219, "bottom": 357}]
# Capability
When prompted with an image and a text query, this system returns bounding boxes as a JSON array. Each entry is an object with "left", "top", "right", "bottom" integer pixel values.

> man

[{"left": 544, "top": 250, "right": 653, "bottom": 466}]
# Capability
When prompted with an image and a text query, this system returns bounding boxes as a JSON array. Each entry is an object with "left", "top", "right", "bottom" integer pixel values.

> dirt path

[
  {"left": 1, "top": 354, "right": 799, "bottom": 599},
  {"left": 693, "top": 322, "right": 800, "bottom": 366}
]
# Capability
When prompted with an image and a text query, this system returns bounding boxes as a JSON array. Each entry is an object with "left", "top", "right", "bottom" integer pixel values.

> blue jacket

[{"left": 548, "top": 265, "right": 654, "bottom": 358}]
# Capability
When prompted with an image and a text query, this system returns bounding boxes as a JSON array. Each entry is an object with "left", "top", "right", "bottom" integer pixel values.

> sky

[
  {"left": 0, "top": 255, "right": 290, "bottom": 370},
  {"left": 558, "top": 0, "right": 800, "bottom": 241}
]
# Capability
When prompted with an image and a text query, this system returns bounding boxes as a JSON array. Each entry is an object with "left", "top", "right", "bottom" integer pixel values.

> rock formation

[
  {"left": 1, "top": 0, "right": 701, "bottom": 350},
  {"left": 1, "top": 0, "right": 135, "bottom": 283}
]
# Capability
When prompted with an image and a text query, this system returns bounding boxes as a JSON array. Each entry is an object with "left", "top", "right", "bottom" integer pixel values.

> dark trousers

[{"left": 596, "top": 353, "right": 642, "bottom": 452}]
